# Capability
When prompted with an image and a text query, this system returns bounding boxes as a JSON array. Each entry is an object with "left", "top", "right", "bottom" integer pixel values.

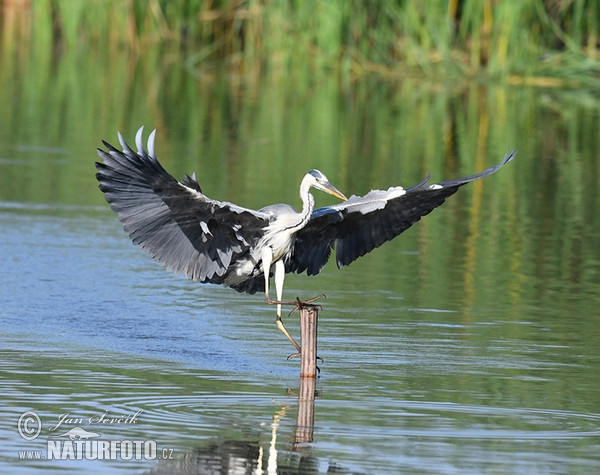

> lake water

[{"left": 1, "top": 42, "right": 600, "bottom": 474}]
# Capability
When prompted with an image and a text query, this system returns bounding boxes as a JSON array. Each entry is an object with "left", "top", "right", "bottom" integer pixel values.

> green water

[{"left": 1, "top": 43, "right": 600, "bottom": 474}]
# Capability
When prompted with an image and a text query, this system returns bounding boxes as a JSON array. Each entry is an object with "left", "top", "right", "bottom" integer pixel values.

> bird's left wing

[
  {"left": 288, "top": 150, "right": 516, "bottom": 276},
  {"left": 95, "top": 127, "right": 270, "bottom": 283}
]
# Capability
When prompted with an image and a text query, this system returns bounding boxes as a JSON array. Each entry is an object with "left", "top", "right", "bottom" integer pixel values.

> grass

[{"left": 0, "top": 0, "right": 598, "bottom": 84}]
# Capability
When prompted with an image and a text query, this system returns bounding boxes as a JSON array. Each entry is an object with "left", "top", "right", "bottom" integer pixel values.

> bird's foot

[
  {"left": 266, "top": 297, "right": 292, "bottom": 306},
  {"left": 287, "top": 352, "right": 322, "bottom": 373},
  {"left": 287, "top": 352, "right": 324, "bottom": 363},
  {"left": 266, "top": 294, "right": 325, "bottom": 316},
  {"left": 287, "top": 294, "right": 326, "bottom": 317},
  {"left": 268, "top": 296, "right": 325, "bottom": 364}
]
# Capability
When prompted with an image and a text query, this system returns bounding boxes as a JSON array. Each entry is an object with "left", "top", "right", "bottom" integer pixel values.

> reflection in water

[
  {"left": 146, "top": 385, "right": 347, "bottom": 475},
  {"left": 294, "top": 377, "right": 316, "bottom": 445},
  {"left": 145, "top": 440, "right": 262, "bottom": 475},
  {"left": 146, "top": 440, "right": 351, "bottom": 475}
]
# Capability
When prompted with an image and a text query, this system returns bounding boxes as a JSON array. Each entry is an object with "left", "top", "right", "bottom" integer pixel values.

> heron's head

[{"left": 307, "top": 169, "right": 347, "bottom": 201}]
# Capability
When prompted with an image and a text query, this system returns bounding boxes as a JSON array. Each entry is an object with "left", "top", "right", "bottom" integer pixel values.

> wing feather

[
  {"left": 95, "top": 127, "right": 270, "bottom": 283},
  {"left": 289, "top": 150, "right": 516, "bottom": 275}
]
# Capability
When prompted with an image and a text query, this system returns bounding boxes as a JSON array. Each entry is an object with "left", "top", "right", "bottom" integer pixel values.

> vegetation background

[{"left": 1, "top": 0, "right": 599, "bottom": 86}]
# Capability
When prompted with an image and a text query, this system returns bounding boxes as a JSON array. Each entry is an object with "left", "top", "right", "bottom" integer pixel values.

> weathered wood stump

[
  {"left": 299, "top": 304, "right": 319, "bottom": 378},
  {"left": 294, "top": 304, "right": 318, "bottom": 443}
]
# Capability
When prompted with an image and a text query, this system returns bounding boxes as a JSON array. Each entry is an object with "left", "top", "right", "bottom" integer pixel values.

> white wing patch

[
  {"left": 343, "top": 186, "right": 406, "bottom": 214},
  {"left": 199, "top": 220, "right": 212, "bottom": 236},
  {"left": 386, "top": 186, "right": 406, "bottom": 199}
]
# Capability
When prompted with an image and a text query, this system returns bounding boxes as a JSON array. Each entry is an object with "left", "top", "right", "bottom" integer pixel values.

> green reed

[{"left": 1, "top": 0, "right": 597, "bottom": 83}]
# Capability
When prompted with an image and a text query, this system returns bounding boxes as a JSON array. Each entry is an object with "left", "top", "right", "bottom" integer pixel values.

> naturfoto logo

[{"left": 17, "top": 410, "right": 174, "bottom": 462}]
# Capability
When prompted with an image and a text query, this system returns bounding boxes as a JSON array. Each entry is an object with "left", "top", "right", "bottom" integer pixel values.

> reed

[{"left": 0, "top": 0, "right": 597, "bottom": 83}]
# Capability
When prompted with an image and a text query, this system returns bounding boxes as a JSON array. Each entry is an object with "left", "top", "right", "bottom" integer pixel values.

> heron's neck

[{"left": 299, "top": 179, "right": 315, "bottom": 227}]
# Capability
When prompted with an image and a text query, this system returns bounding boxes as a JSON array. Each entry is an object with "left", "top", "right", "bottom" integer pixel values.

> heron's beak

[{"left": 321, "top": 182, "right": 347, "bottom": 201}]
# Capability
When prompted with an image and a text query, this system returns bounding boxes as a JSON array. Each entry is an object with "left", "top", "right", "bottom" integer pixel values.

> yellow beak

[{"left": 320, "top": 182, "right": 347, "bottom": 201}]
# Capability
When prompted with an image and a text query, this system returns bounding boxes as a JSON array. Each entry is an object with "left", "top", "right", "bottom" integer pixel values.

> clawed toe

[
  {"left": 287, "top": 295, "right": 326, "bottom": 316},
  {"left": 287, "top": 352, "right": 323, "bottom": 362},
  {"left": 266, "top": 294, "right": 326, "bottom": 311},
  {"left": 288, "top": 353, "right": 321, "bottom": 373},
  {"left": 268, "top": 295, "right": 323, "bottom": 370}
]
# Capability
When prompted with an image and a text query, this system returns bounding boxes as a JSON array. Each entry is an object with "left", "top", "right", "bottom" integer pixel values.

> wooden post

[
  {"left": 294, "top": 304, "right": 318, "bottom": 444},
  {"left": 299, "top": 304, "right": 318, "bottom": 378}
]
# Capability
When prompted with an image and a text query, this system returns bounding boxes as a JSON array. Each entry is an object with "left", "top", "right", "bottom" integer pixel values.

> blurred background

[
  {"left": 1, "top": 1, "right": 600, "bottom": 474},
  {"left": 1, "top": 0, "right": 599, "bottom": 202},
  {"left": 1, "top": 0, "right": 599, "bottom": 312}
]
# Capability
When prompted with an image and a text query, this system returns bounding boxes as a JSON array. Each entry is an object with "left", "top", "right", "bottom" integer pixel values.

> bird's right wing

[
  {"left": 95, "top": 128, "right": 270, "bottom": 283},
  {"left": 288, "top": 150, "right": 516, "bottom": 276}
]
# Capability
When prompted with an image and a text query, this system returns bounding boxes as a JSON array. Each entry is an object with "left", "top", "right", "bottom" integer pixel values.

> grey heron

[{"left": 95, "top": 127, "right": 515, "bottom": 354}]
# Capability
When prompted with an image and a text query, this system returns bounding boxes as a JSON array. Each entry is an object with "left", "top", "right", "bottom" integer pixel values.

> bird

[{"left": 95, "top": 127, "right": 515, "bottom": 355}]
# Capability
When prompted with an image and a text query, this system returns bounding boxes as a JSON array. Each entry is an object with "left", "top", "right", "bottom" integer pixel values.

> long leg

[
  {"left": 274, "top": 258, "right": 284, "bottom": 318},
  {"left": 261, "top": 247, "right": 273, "bottom": 302},
  {"left": 262, "top": 249, "right": 301, "bottom": 352},
  {"left": 273, "top": 260, "right": 301, "bottom": 352}
]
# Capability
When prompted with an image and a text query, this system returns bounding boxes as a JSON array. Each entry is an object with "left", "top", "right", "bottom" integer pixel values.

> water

[
  {"left": 2, "top": 42, "right": 600, "bottom": 474},
  {"left": 2, "top": 203, "right": 600, "bottom": 474}
]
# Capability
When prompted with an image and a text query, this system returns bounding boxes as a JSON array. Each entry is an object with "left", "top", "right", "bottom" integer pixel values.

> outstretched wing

[
  {"left": 289, "top": 150, "right": 516, "bottom": 275},
  {"left": 95, "top": 127, "right": 270, "bottom": 283}
]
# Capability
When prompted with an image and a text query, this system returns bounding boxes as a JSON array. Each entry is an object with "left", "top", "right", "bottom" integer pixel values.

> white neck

[{"left": 299, "top": 175, "right": 315, "bottom": 226}]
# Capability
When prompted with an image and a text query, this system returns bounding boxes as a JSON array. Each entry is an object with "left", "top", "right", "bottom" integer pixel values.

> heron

[{"left": 95, "top": 127, "right": 515, "bottom": 355}]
